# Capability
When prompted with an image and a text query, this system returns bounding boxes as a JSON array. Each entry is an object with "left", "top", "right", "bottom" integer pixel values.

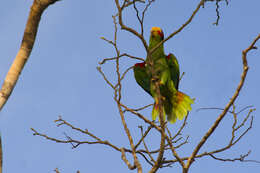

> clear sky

[{"left": 0, "top": 0, "right": 260, "bottom": 172}]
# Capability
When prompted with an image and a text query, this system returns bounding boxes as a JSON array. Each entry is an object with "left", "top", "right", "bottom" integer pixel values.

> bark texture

[{"left": 0, "top": 0, "right": 59, "bottom": 111}]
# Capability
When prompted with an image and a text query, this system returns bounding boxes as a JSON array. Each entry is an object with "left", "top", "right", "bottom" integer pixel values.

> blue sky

[{"left": 0, "top": 0, "right": 260, "bottom": 172}]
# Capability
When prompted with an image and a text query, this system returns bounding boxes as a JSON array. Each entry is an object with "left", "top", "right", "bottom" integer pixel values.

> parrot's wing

[
  {"left": 166, "top": 53, "right": 180, "bottom": 90},
  {"left": 133, "top": 62, "right": 152, "bottom": 96}
]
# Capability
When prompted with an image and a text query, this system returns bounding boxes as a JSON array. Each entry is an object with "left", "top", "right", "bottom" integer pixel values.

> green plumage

[
  {"left": 133, "top": 27, "right": 194, "bottom": 123},
  {"left": 166, "top": 53, "right": 180, "bottom": 90},
  {"left": 133, "top": 62, "right": 151, "bottom": 95}
]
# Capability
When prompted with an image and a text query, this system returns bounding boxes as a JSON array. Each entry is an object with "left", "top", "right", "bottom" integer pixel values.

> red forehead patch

[
  {"left": 157, "top": 30, "right": 164, "bottom": 40},
  {"left": 166, "top": 54, "right": 171, "bottom": 60},
  {"left": 135, "top": 62, "right": 145, "bottom": 68}
]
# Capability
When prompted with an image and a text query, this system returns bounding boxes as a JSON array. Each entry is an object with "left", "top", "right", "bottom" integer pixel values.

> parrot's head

[{"left": 150, "top": 27, "right": 164, "bottom": 41}]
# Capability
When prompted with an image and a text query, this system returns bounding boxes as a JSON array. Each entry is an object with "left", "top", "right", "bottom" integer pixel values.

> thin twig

[
  {"left": 99, "top": 53, "right": 144, "bottom": 65},
  {"left": 185, "top": 34, "right": 260, "bottom": 171},
  {"left": 172, "top": 114, "right": 189, "bottom": 140},
  {"left": 213, "top": 0, "right": 220, "bottom": 25},
  {"left": 123, "top": 104, "right": 153, "bottom": 113},
  {"left": 196, "top": 105, "right": 254, "bottom": 115},
  {"left": 112, "top": 14, "right": 143, "bottom": 172},
  {"left": 97, "top": 66, "right": 115, "bottom": 89},
  {"left": 139, "top": 126, "right": 156, "bottom": 163},
  {"left": 121, "top": 148, "right": 137, "bottom": 170},
  {"left": 149, "top": 0, "right": 205, "bottom": 56},
  {"left": 135, "top": 125, "right": 152, "bottom": 149},
  {"left": 115, "top": 0, "right": 149, "bottom": 51},
  {"left": 54, "top": 168, "right": 60, "bottom": 173},
  {"left": 208, "top": 150, "right": 259, "bottom": 163}
]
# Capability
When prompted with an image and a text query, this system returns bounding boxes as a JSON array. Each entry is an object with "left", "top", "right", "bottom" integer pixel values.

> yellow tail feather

[
  {"left": 151, "top": 91, "right": 194, "bottom": 124},
  {"left": 173, "top": 91, "right": 194, "bottom": 121}
]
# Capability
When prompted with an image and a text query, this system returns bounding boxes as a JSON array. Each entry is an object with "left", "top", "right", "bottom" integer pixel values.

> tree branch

[
  {"left": 149, "top": 0, "right": 205, "bottom": 55},
  {"left": 185, "top": 33, "right": 260, "bottom": 172},
  {"left": 0, "top": 0, "right": 60, "bottom": 111}
]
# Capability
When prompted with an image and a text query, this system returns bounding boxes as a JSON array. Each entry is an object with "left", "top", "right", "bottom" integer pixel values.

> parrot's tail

[
  {"left": 151, "top": 91, "right": 194, "bottom": 124},
  {"left": 167, "top": 91, "right": 194, "bottom": 124}
]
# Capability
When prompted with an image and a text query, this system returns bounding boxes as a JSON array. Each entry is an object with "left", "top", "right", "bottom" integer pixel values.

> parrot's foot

[
  {"left": 151, "top": 77, "right": 159, "bottom": 83},
  {"left": 161, "top": 96, "right": 166, "bottom": 101},
  {"left": 159, "top": 78, "right": 167, "bottom": 86},
  {"left": 155, "top": 96, "right": 165, "bottom": 105}
]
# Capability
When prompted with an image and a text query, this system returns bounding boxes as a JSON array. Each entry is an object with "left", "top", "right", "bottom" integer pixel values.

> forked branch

[{"left": 184, "top": 34, "right": 260, "bottom": 172}]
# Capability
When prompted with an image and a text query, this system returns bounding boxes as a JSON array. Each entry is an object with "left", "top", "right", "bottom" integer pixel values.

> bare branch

[
  {"left": 174, "top": 136, "right": 189, "bottom": 149},
  {"left": 179, "top": 72, "right": 185, "bottom": 81},
  {"left": 111, "top": 14, "right": 143, "bottom": 172},
  {"left": 163, "top": 107, "right": 256, "bottom": 165},
  {"left": 213, "top": 0, "right": 220, "bottom": 25},
  {"left": 54, "top": 117, "right": 101, "bottom": 142},
  {"left": 121, "top": 148, "right": 137, "bottom": 170},
  {"left": 31, "top": 116, "right": 122, "bottom": 151},
  {"left": 139, "top": 126, "right": 156, "bottom": 164},
  {"left": 196, "top": 105, "right": 254, "bottom": 115},
  {"left": 135, "top": 125, "right": 152, "bottom": 150},
  {"left": 0, "top": 136, "right": 2, "bottom": 173},
  {"left": 204, "top": 0, "right": 229, "bottom": 25},
  {"left": 165, "top": 135, "right": 185, "bottom": 167},
  {"left": 99, "top": 53, "right": 144, "bottom": 65},
  {"left": 115, "top": 66, "right": 134, "bottom": 89},
  {"left": 133, "top": 0, "right": 155, "bottom": 36},
  {"left": 121, "top": 103, "right": 161, "bottom": 131},
  {"left": 208, "top": 150, "right": 260, "bottom": 163},
  {"left": 149, "top": 0, "right": 205, "bottom": 55},
  {"left": 0, "top": 0, "right": 60, "bottom": 111},
  {"left": 114, "top": 0, "right": 149, "bottom": 51},
  {"left": 97, "top": 66, "right": 115, "bottom": 89},
  {"left": 54, "top": 168, "right": 60, "bottom": 173},
  {"left": 185, "top": 33, "right": 260, "bottom": 171},
  {"left": 172, "top": 114, "right": 189, "bottom": 141},
  {"left": 123, "top": 104, "right": 153, "bottom": 113},
  {"left": 121, "top": 0, "right": 146, "bottom": 11}
]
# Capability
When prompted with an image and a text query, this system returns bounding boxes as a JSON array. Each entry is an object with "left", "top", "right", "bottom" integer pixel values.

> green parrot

[{"left": 133, "top": 27, "right": 194, "bottom": 123}]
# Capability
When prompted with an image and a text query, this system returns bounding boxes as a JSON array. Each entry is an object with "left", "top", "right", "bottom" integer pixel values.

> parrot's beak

[{"left": 151, "top": 30, "right": 157, "bottom": 37}]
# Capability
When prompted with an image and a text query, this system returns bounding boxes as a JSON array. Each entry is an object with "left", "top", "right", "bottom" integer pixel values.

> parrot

[{"left": 133, "top": 27, "right": 194, "bottom": 124}]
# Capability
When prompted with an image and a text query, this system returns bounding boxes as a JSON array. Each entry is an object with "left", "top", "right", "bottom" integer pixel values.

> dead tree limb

[{"left": 0, "top": 0, "right": 60, "bottom": 111}]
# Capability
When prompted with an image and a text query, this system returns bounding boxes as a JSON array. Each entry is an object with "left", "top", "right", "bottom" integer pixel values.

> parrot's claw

[
  {"left": 162, "top": 96, "right": 166, "bottom": 101},
  {"left": 159, "top": 79, "right": 167, "bottom": 86}
]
